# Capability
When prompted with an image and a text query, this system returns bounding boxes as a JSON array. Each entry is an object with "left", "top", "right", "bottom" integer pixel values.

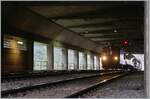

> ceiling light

[
  {"left": 114, "top": 29, "right": 117, "bottom": 33},
  {"left": 17, "top": 41, "right": 23, "bottom": 45}
]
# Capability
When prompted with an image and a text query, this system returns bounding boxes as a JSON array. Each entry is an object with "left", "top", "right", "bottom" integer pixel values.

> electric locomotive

[{"left": 101, "top": 45, "right": 120, "bottom": 69}]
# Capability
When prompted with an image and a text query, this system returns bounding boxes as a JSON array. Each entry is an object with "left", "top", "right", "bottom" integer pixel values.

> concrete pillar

[
  {"left": 27, "top": 40, "right": 33, "bottom": 72},
  {"left": 74, "top": 50, "right": 78, "bottom": 70},
  {"left": 66, "top": 48, "right": 68, "bottom": 70},
  {"left": 97, "top": 56, "right": 100, "bottom": 70},
  {"left": 93, "top": 56, "right": 96, "bottom": 70},
  {"left": 62, "top": 47, "right": 68, "bottom": 70},
  {"left": 87, "top": 53, "right": 90, "bottom": 70},
  {"left": 76, "top": 51, "right": 79, "bottom": 70},
  {"left": 94, "top": 56, "right": 96, "bottom": 70},
  {"left": 145, "top": 1, "right": 150, "bottom": 97},
  {"left": 84, "top": 52, "right": 87, "bottom": 70},
  {"left": 47, "top": 42, "right": 53, "bottom": 70},
  {"left": 91, "top": 55, "right": 94, "bottom": 70}
]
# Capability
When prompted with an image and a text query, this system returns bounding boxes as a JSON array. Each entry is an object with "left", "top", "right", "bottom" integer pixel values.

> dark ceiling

[{"left": 3, "top": 1, "right": 145, "bottom": 53}]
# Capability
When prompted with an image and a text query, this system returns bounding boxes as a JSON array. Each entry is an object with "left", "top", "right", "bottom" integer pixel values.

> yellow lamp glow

[
  {"left": 114, "top": 56, "right": 118, "bottom": 60},
  {"left": 102, "top": 56, "right": 107, "bottom": 61}
]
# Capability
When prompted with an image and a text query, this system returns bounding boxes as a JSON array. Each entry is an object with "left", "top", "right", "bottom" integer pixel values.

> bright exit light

[
  {"left": 102, "top": 56, "right": 107, "bottom": 61},
  {"left": 17, "top": 41, "right": 23, "bottom": 45},
  {"left": 114, "top": 56, "right": 118, "bottom": 60}
]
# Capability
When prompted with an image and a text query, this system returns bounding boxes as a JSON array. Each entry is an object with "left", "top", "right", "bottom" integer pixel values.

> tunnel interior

[{"left": 1, "top": 1, "right": 144, "bottom": 74}]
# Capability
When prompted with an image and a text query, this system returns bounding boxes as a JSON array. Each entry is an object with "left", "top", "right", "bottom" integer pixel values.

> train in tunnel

[
  {"left": 101, "top": 46, "right": 139, "bottom": 71},
  {"left": 101, "top": 45, "right": 120, "bottom": 69}
]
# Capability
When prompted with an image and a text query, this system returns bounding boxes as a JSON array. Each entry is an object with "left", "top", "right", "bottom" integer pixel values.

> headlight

[
  {"left": 114, "top": 56, "right": 118, "bottom": 61},
  {"left": 102, "top": 56, "right": 107, "bottom": 61}
]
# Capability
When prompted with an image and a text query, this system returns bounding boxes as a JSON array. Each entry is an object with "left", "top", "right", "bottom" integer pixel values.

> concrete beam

[{"left": 4, "top": 6, "right": 102, "bottom": 53}]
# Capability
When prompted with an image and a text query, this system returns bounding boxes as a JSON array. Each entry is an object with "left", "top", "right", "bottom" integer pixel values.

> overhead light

[
  {"left": 17, "top": 41, "right": 23, "bottom": 45},
  {"left": 114, "top": 29, "right": 117, "bottom": 33}
]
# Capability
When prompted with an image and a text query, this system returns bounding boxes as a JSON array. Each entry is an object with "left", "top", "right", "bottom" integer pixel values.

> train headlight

[
  {"left": 102, "top": 56, "right": 107, "bottom": 61},
  {"left": 114, "top": 56, "right": 118, "bottom": 61}
]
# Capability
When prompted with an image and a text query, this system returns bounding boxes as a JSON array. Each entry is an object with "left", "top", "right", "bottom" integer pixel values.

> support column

[
  {"left": 145, "top": 1, "right": 150, "bottom": 97},
  {"left": 76, "top": 50, "right": 79, "bottom": 70},
  {"left": 84, "top": 52, "right": 87, "bottom": 70},
  {"left": 27, "top": 40, "right": 33, "bottom": 72},
  {"left": 91, "top": 55, "right": 94, "bottom": 70},
  {"left": 65, "top": 48, "right": 68, "bottom": 70},
  {"left": 62, "top": 47, "right": 68, "bottom": 70},
  {"left": 93, "top": 56, "right": 96, "bottom": 70},
  {"left": 97, "top": 56, "right": 100, "bottom": 70},
  {"left": 47, "top": 42, "right": 53, "bottom": 70}
]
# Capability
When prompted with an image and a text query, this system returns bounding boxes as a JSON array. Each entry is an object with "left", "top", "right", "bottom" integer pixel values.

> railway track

[
  {"left": 2, "top": 71, "right": 122, "bottom": 91},
  {"left": 2, "top": 71, "right": 130, "bottom": 98},
  {"left": 65, "top": 73, "right": 129, "bottom": 98},
  {"left": 77, "top": 71, "right": 144, "bottom": 98}
]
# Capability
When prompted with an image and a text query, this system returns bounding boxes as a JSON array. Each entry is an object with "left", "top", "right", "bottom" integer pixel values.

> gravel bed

[
  {"left": 79, "top": 73, "right": 145, "bottom": 98},
  {"left": 2, "top": 73, "right": 103, "bottom": 91},
  {"left": 3, "top": 73, "right": 121, "bottom": 98}
]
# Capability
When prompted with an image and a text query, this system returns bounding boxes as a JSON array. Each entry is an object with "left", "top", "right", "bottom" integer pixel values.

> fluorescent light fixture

[{"left": 17, "top": 41, "right": 23, "bottom": 45}]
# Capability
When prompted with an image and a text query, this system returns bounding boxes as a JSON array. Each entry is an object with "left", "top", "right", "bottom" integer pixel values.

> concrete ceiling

[{"left": 3, "top": 1, "right": 144, "bottom": 53}]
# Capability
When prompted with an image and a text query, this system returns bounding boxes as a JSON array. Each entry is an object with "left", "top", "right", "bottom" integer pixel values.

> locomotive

[{"left": 101, "top": 45, "right": 120, "bottom": 69}]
